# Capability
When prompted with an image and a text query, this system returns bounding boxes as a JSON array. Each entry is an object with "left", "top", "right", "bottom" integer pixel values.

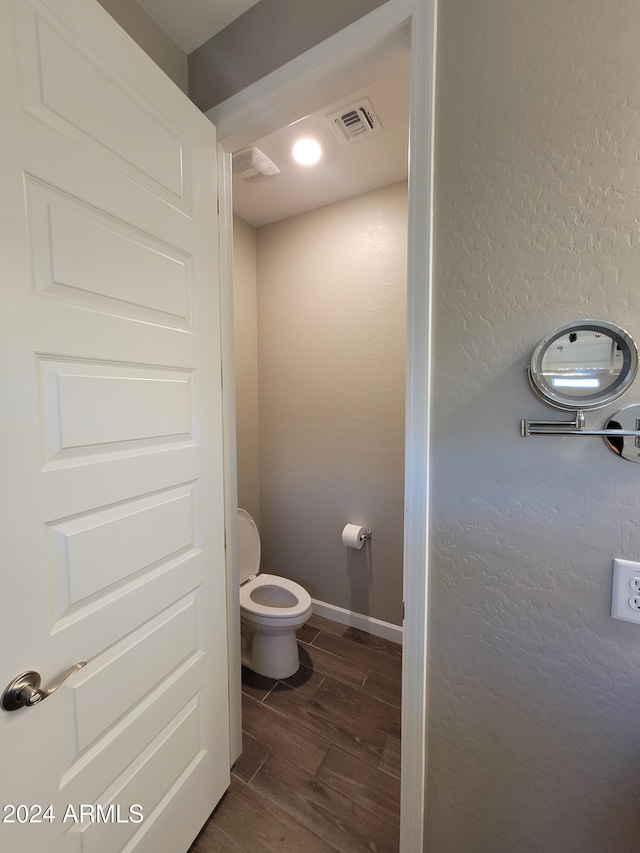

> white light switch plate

[{"left": 611, "top": 558, "right": 640, "bottom": 624}]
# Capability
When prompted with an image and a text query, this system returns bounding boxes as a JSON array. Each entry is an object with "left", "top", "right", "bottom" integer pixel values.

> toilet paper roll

[{"left": 342, "top": 523, "right": 366, "bottom": 550}]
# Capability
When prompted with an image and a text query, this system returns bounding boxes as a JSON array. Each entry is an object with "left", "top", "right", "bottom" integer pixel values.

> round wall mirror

[{"left": 529, "top": 319, "right": 638, "bottom": 411}]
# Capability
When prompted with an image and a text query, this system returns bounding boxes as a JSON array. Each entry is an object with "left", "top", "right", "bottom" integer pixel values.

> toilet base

[{"left": 242, "top": 627, "right": 300, "bottom": 680}]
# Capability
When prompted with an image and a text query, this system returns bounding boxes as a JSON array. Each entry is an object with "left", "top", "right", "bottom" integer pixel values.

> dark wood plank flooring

[{"left": 190, "top": 614, "right": 402, "bottom": 853}]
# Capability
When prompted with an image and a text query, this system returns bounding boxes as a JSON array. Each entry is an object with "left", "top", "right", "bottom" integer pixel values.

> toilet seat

[
  {"left": 240, "top": 573, "right": 312, "bottom": 620},
  {"left": 237, "top": 507, "right": 312, "bottom": 678},
  {"left": 237, "top": 509, "right": 312, "bottom": 620}
]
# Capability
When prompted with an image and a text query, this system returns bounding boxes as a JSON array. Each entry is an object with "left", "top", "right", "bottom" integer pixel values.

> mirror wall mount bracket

[
  {"left": 521, "top": 408, "right": 640, "bottom": 438},
  {"left": 521, "top": 410, "right": 585, "bottom": 436}
]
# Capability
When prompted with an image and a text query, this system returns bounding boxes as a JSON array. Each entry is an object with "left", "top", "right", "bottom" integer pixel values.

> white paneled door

[{"left": 0, "top": 1, "right": 230, "bottom": 851}]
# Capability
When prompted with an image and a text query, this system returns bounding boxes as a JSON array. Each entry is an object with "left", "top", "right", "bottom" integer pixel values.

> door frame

[{"left": 209, "top": 1, "right": 436, "bottom": 848}]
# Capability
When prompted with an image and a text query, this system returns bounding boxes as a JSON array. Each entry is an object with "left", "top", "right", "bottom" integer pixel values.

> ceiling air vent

[
  {"left": 232, "top": 147, "right": 280, "bottom": 183},
  {"left": 325, "top": 98, "right": 382, "bottom": 145}
]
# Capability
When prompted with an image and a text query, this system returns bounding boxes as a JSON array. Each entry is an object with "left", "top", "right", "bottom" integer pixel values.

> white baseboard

[{"left": 311, "top": 599, "right": 403, "bottom": 645}]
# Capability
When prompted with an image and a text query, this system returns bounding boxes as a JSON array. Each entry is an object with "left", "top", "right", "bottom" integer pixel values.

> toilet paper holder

[{"left": 342, "top": 523, "right": 372, "bottom": 549}]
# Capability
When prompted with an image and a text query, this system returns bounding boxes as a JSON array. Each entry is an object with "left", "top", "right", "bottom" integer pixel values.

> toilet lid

[{"left": 237, "top": 508, "right": 261, "bottom": 585}]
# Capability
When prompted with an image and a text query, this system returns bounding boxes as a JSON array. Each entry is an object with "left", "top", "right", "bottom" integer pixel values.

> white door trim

[
  {"left": 211, "top": 1, "right": 436, "bottom": 848},
  {"left": 217, "top": 144, "right": 243, "bottom": 765}
]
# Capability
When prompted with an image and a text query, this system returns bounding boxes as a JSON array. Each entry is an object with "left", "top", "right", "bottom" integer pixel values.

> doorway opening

[
  {"left": 225, "top": 54, "right": 409, "bottom": 845},
  {"left": 211, "top": 3, "right": 435, "bottom": 849}
]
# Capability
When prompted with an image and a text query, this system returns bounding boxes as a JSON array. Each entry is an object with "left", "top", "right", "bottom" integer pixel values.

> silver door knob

[{"left": 1, "top": 662, "right": 86, "bottom": 711}]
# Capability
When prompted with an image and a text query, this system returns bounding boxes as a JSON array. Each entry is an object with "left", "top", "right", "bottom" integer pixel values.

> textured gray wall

[
  {"left": 428, "top": 0, "right": 640, "bottom": 850},
  {"left": 187, "top": 0, "right": 387, "bottom": 111},
  {"left": 254, "top": 183, "right": 407, "bottom": 625}
]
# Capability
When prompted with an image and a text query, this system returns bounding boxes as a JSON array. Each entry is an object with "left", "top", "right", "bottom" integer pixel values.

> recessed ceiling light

[{"left": 292, "top": 138, "right": 322, "bottom": 166}]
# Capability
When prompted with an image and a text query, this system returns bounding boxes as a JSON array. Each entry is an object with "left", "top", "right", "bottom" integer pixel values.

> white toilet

[{"left": 238, "top": 508, "right": 313, "bottom": 679}]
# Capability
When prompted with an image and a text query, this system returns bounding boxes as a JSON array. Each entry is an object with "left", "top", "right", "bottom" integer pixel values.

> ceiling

[
  {"left": 231, "top": 55, "right": 409, "bottom": 227},
  {"left": 137, "top": 0, "right": 261, "bottom": 53},
  {"left": 138, "top": 0, "right": 410, "bottom": 228}
]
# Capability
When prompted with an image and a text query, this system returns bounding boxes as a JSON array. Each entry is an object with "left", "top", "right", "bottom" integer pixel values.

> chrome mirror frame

[{"left": 528, "top": 319, "right": 638, "bottom": 412}]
